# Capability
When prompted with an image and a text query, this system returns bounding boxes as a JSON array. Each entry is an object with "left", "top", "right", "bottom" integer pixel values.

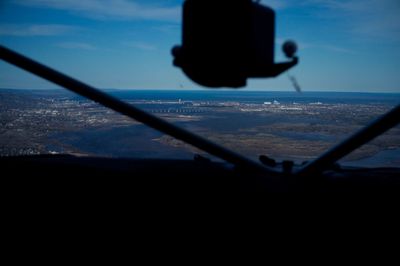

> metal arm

[{"left": 297, "top": 104, "right": 400, "bottom": 177}]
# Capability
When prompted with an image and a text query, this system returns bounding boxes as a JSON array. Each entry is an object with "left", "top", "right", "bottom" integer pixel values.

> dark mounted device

[{"left": 172, "top": 0, "right": 299, "bottom": 88}]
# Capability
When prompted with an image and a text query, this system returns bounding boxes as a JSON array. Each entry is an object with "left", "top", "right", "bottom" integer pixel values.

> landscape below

[{"left": 1, "top": 89, "right": 399, "bottom": 168}]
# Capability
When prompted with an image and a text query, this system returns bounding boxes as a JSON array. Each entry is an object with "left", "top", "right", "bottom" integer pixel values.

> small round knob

[
  {"left": 282, "top": 40, "right": 297, "bottom": 59},
  {"left": 171, "top": 45, "right": 181, "bottom": 58}
]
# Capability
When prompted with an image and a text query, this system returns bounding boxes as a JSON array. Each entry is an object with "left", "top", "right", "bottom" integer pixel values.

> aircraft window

[{"left": 1, "top": 0, "right": 399, "bottom": 170}]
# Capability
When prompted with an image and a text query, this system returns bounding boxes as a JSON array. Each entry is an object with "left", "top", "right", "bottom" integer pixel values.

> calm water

[{"left": 342, "top": 149, "right": 400, "bottom": 168}]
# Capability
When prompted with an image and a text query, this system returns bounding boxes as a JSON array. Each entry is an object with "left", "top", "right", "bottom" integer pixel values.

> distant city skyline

[{"left": 1, "top": 0, "right": 400, "bottom": 92}]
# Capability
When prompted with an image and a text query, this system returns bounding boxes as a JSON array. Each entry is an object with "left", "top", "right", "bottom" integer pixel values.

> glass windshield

[{"left": 1, "top": 1, "right": 399, "bottom": 168}]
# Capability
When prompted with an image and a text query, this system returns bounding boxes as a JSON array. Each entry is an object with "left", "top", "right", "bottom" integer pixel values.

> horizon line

[{"left": 1, "top": 87, "right": 400, "bottom": 94}]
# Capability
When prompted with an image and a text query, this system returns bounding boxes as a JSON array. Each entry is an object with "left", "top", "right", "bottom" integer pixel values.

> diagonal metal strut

[
  {"left": 297, "top": 104, "right": 400, "bottom": 177},
  {"left": 0, "top": 45, "right": 279, "bottom": 177}
]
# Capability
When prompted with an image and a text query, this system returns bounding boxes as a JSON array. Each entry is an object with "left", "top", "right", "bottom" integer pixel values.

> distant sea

[
  {"left": 3, "top": 88, "right": 400, "bottom": 105},
  {"left": 106, "top": 90, "right": 400, "bottom": 105}
]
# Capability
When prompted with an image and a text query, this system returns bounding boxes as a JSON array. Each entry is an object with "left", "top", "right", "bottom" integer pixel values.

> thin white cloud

[
  {"left": 276, "top": 38, "right": 354, "bottom": 54},
  {"left": 0, "top": 24, "right": 79, "bottom": 36},
  {"left": 123, "top": 41, "right": 157, "bottom": 51},
  {"left": 261, "top": 0, "right": 292, "bottom": 10},
  {"left": 12, "top": 0, "right": 181, "bottom": 22},
  {"left": 317, "top": 44, "right": 354, "bottom": 54},
  {"left": 306, "top": 0, "right": 400, "bottom": 41},
  {"left": 152, "top": 24, "right": 180, "bottom": 34},
  {"left": 57, "top": 42, "right": 96, "bottom": 50}
]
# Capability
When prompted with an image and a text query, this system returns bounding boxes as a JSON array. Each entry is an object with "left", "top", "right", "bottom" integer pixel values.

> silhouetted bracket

[
  {"left": 172, "top": 0, "right": 299, "bottom": 88},
  {"left": 249, "top": 57, "right": 298, "bottom": 78}
]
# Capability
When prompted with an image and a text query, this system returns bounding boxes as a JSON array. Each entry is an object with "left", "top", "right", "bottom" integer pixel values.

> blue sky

[{"left": 0, "top": 0, "right": 399, "bottom": 92}]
